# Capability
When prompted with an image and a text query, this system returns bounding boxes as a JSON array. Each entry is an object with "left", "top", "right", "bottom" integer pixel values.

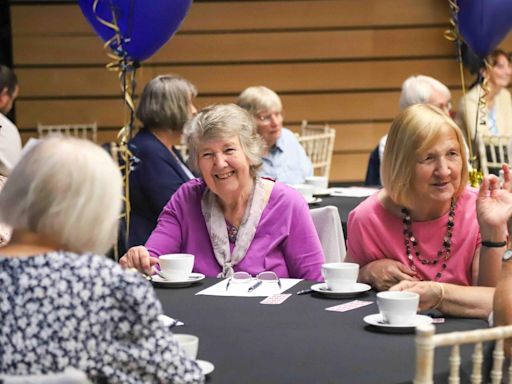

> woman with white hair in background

[
  {"left": 120, "top": 104, "right": 323, "bottom": 280},
  {"left": 237, "top": 86, "right": 313, "bottom": 185},
  {"left": 0, "top": 137, "right": 203, "bottom": 383}
]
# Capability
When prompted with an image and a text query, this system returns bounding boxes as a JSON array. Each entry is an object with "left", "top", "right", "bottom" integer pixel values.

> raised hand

[{"left": 477, "top": 167, "right": 512, "bottom": 235}]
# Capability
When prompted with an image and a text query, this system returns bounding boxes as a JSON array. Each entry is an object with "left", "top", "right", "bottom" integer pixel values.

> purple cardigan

[{"left": 145, "top": 178, "right": 323, "bottom": 281}]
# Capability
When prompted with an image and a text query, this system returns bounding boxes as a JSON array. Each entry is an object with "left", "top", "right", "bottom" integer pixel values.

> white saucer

[
  {"left": 307, "top": 197, "right": 322, "bottom": 204},
  {"left": 310, "top": 283, "right": 371, "bottom": 298},
  {"left": 197, "top": 359, "right": 214, "bottom": 375},
  {"left": 313, "top": 188, "right": 331, "bottom": 197},
  {"left": 363, "top": 313, "right": 433, "bottom": 333},
  {"left": 151, "top": 272, "right": 205, "bottom": 288}
]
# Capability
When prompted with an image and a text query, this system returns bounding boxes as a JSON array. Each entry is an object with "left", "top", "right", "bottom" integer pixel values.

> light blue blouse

[{"left": 260, "top": 127, "right": 313, "bottom": 184}]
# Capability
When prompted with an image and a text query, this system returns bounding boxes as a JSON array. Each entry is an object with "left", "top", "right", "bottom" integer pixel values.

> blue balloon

[
  {"left": 458, "top": 0, "right": 512, "bottom": 58},
  {"left": 78, "top": 0, "right": 193, "bottom": 62}
]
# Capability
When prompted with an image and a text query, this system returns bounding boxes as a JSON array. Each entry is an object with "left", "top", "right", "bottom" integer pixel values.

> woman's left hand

[{"left": 477, "top": 165, "right": 512, "bottom": 235}]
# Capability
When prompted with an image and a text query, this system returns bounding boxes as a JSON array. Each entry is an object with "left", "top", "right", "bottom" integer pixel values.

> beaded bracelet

[{"left": 432, "top": 282, "right": 445, "bottom": 310}]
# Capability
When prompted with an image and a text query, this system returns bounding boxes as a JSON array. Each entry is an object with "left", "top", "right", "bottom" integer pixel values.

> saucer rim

[
  {"left": 196, "top": 359, "right": 215, "bottom": 375},
  {"left": 363, "top": 313, "right": 433, "bottom": 329},
  {"left": 310, "top": 282, "right": 371, "bottom": 296},
  {"left": 152, "top": 272, "right": 206, "bottom": 285},
  {"left": 312, "top": 188, "right": 331, "bottom": 196},
  {"left": 306, "top": 197, "right": 322, "bottom": 204}
]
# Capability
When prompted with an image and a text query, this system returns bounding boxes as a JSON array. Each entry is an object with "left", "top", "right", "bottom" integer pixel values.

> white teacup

[
  {"left": 305, "top": 176, "right": 328, "bottom": 194},
  {"left": 158, "top": 253, "right": 194, "bottom": 282},
  {"left": 376, "top": 291, "right": 419, "bottom": 326},
  {"left": 174, "top": 333, "right": 199, "bottom": 359},
  {"left": 322, "top": 262, "right": 359, "bottom": 291},
  {"left": 290, "top": 184, "right": 314, "bottom": 202}
]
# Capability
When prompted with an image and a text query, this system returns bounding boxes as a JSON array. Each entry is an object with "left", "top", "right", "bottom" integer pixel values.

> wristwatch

[{"left": 503, "top": 249, "right": 512, "bottom": 262}]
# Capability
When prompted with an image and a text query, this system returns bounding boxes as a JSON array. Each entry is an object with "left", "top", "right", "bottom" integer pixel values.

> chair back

[
  {"left": 309, "top": 205, "right": 346, "bottom": 263},
  {"left": 300, "top": 120, "right": 332, "bottom": 136},
  {"left": 414, "top": 323, "right": 512, "bottom": 384},
  {"left": 297, "top": 127, "right": 335, "bottom": 178},
  {"left": 477, "top": 133, "right": 512, "bottom": 176},
  {"left": 0, "top": 368, "right": 91, "bottom": 384},
  {"left": 37, "top": 123, "right": 98, "bottom": 143}
]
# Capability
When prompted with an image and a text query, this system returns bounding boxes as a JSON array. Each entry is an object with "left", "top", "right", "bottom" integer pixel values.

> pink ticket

[
  {"left": 325, "top": 300, "right": 373, "bottom": 312},
  {"left": 260, "top": 294, "right": 292, "bottom": 305}
]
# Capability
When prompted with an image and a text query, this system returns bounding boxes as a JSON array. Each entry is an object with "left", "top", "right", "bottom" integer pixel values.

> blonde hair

[
  {"left": 0, "top": 136, "right": 122, "bottom": 254},
  {"left": 237, "top": 86, "right": 282, "bottom": 115},
  {"left": 382, "top": 104, "right": 468, "bottom": 207},
  {"left": 184, "top": 104, "right": 264, "bottom": 178}
]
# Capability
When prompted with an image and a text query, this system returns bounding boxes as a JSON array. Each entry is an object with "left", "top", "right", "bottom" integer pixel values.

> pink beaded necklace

[{"left": 401, "top": 198, "right": 456, "bottom": 280}]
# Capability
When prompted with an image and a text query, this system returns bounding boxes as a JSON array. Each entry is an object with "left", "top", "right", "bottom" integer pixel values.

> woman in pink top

[
  {"left": 347, "top": 104, "right": 506, "bottom": 291},
  {"left": 120, "top": 104, "right": 323, "bottom": 280}
]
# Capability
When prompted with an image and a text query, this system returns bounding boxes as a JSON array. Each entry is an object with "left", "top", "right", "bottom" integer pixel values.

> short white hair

[
  {"left": 0, "top": 136, "right": 122, "bottom": 254},
  {"left": 237, "top": 86, "right": 283, "bottom": 115},
  {"left": 399, "top": 75, "right": 451, "bottom": 110}
]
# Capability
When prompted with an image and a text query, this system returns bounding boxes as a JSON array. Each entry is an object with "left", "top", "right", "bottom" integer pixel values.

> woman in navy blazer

[{"left": 127, "top": 75, "right": 197, "bottom": 248}]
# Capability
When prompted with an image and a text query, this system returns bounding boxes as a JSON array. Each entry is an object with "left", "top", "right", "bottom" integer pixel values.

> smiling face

[
  {"left": 197, "top": 136, "right": 252, "bottom": 201},
  {"left": 487, "top": 53, "right": 512, "bottom": 89},
  {"left": 411, "top": 125, "right": 462, "bottom": 215}
]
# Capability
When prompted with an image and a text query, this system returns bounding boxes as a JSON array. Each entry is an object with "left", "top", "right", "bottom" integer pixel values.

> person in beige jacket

[{"left": 456, "top": 49, "right": 512, "bottom": 140}]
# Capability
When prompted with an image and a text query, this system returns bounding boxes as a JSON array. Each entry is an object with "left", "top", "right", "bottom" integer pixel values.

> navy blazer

[{"left": 127, "top": 129, "right": 191, "bottom": 248}]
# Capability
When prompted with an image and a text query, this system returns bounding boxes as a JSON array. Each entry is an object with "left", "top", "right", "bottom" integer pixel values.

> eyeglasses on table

[{"left": 225, "top": 271, "right": 282, "bottom": 292}]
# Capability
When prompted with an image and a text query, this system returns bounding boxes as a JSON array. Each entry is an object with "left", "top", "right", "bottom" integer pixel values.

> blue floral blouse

[{"left": 0, "top": 251, "right": 204, "bottom": 384}]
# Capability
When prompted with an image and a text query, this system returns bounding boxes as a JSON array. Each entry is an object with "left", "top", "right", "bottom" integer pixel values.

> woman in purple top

[{"left": 120, "top": 104, "right": 323, "bottom": 281}]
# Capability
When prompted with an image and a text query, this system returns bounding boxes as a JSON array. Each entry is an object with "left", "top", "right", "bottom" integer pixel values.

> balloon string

[
  {"left": 444, "top": 0, "right": 483, "bottom": 186},
  {"left": 92, "top": 0, "right": 137, "bottom": 257}
]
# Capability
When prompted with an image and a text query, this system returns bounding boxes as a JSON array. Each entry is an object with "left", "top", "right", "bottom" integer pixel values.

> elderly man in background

[
  {"left": 237, "top": 86, "right": 312, "bottom": 185},
  {"left": 0, "top": 65, "right": 21, "bottom": 245}
]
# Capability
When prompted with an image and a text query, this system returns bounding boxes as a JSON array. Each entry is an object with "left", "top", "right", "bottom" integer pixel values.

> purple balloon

[
  {"left": 458, "top": 0, "right": 512, "bottom": 58},
  {"left": 78, "top": 0, "right": 193, "bottom": 62}
]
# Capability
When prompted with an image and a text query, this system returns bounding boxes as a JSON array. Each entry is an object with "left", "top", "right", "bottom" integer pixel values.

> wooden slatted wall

[{"left": 10, "top": 0, "right": 512, "bottom": 182}]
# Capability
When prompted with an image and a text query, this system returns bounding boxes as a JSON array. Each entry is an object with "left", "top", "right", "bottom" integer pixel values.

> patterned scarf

[{"left": 201, "top": 177, "right": 266, "bottom": 277}]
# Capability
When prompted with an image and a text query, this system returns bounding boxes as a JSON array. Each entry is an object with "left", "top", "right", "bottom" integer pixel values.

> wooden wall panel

[
  {"left": 18, "top": 59, "right": 463, "bottom": 97},
  {"left": 10, "top": 0, "right": 487, "bottom": 182},
  {"left": 330, "top": 153, "right": 370, "bottom": 181},
  {"left": 181, "top": 0, "right": 450, "bottom": 30},
  {"left": 14, "top": 28, "right": 455, "bottom": 65},
  {"left": 10, "top": 1, "right": 451, "bottom": 35},
  {"left": 15, "top": 92, "right": 401, "bottom": 129}
]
